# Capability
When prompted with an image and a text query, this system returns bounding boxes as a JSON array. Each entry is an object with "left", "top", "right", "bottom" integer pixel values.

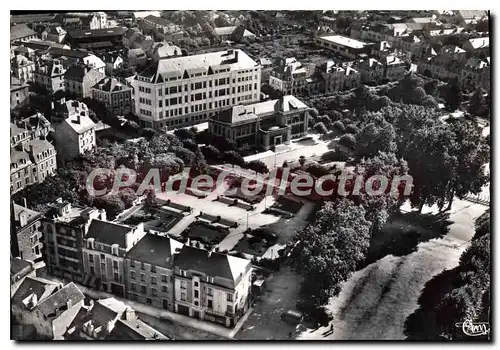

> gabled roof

[
  {"left": 457, "top": 10, "right": 488, "bottom": 21},
  {"left": 48, "top": 26, "right": 67, "bottom": 36},
  {"left": 68, "top": 27, "right": 126, "bottom": 39},
  {"left": 93, "top": 77, "right": 132, "bottom": 93},
  {"left": 11, "top": 24, "right": 36, "bottom": 41},
  {"left": 126, "top": 234, "right": 183, "bottom": 269},
  {"left": 11, "top": 256, "right": 34, "bottom": 281},
  {"left": 27, "top": 139, "right": 55, "bottom": 156},
  {"left": 467, "top": 37, "right": 489, "bottom": 50},
  {"left": 13, "top": 203, "right": 41, "bottom": 227},
  {"left": 86, "top": 219, "right": 132, "bottom": 247},
  {"left": 174, "top": 245, "right": 251, "bottom": 283},
  {"left": 62, "top": 111, "right": 96, "bottom": 135},
  {"left": 37, "top": 282, "right": 84, "bottom": 319},
  {"left": 64, "top": 66, "right": 102, "bottom": 83},
  {"left": 12, "top": 276, "right": 60, "bottom": 309}
]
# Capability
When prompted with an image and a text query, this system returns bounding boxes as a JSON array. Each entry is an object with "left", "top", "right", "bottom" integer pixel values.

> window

[
  {"left": 207, "top": 288, "right": 213, "bottom": 296},
  {"left": 90, "top": 266, "right": 95, "bottom": 274},
  {"left": 147, "top": 298, "right": 152, "bottom": 304},
  {"left": 141, "top": 285, "right": 146, "bottom": 293},
  {"left": 131, "top": 271, "right": 136, "bottom": 280},
  {"left": 141, "top": 262, "right": 145, "bottom": 270},
  {"left": 151, "top": 265, "right": 156, "bottom": 273},
  {"left": 207, "top": 300, "right": 213, "bottom": 309},
  {"left": 114, "top": 272, "right": 119, "bottom": 281},
  {"left": 181, "top": 292, "right": 187, "bottom": 301},
  {"left": 180, "top": 280, "right": 187, "bottom": 289},
  {"left": 170, "top": 97, "right": 178, "bottom": 105},
  {"left": 194, "top": 290, "right": 199, "bottom": 298},
  {"left": 100, "top": 253, "right": 105, "bottom": 260},
  {"left": 151, "top": 276, "right": 157, "bottom": 285},
  {"left": 227, "top": 293, "right": 233, "bottom": 302},
  {"left": 169, "top": 86, "right": 177, "bottom": 94},
  {"left": 194, "top": 301, "right": 199, "bottom": 306},
  {"left": 162, "top": 285, "right": 168, "bottom": 292},
  {"left": 131, "top": 283, "right": 136, "bottom": 291},
  {"left": 113, "top": 261, "right": 118, "bottom": 269},
  {"left": 161, "top": 275, "right": 168, "bottom": 283},
  {"left": 89, "top": 254, "right": 94, "bottom": 263},
  {"left": 158, "top": 100, "right": 163, "bottom": 108},
  {"left": 151, "top": 288, "right": 157, "bottom": 296},
  {"left": 141, "top": 273, "right": 145, "bottom": 282},
  {"left": 226, "top": 305, "right": 232, "bottom": 314},
  {"left": 194, "top": 281, "right": 199, "bottom": 287},
  {"left": 158, "top": 89, "right": 162, "bottom": 96},
  {"left": 209, "top": 80, "right": 212, "bottom": 87}
]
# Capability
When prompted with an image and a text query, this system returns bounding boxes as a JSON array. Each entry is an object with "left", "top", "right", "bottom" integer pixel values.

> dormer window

[
  {"left": 111, "top": 244, "right": 119, "bottom": 256},
  {"left": 87, "top": 238, "right": 95, "bottom": 249}
]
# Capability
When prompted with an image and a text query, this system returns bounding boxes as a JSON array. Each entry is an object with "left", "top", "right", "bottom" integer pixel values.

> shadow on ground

[{"left": 359, "top": 211, "right": 452, "bottom": 270}]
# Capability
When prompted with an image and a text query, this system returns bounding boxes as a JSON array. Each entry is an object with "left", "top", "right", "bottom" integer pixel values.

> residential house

[
  {"left": 209, "top": 95, "right": 310, "bottom": 150},
  {"left": 462, "top": 37, "right": 490, "bottom": 56},
  {"left": 82, "top": 220, "right": 147, "bottom": 297},
  {"left": 127, "top": 48, "right": 149, "bottom": 68},
  {"left": 65, "top": 298, "right": 168, "bottom": 340},
  {"left": 173, "top": 245, "right": 252, "bottom": 328},
  {"left": 12, "top": 202, "right": 44, "bottom": 263},
  {"left": 52, "top": 100, "right": 97, "bottom": 160},
  {"left": 319, "top": 60, "right": 362, "bottom": 92},
  {"left": 10, "top": 13, "right": 57, "bottom": 25},
  {"left": 10, "top": 76, "right": 30, "bottom": 110},
  {"left": 18, "top": 112, "right": 51, "bottom": 141},
  {"left": 66, "top": 27, "right": 126, "bottom": 51},
  {"left": 269, "top": 57, "right": 308, "bottom": 95},
  {"left": 11, "top": 54, "right": 35, "bottom": 84},
  {"left": 461, "top": 57, "right": 490, "bottom": 90},
  {"left": 12, "top": 278, "right": 85, "bottom": 340},
  {"left": 150, "top": 42, "right": 182, "bottom": 61},
  {"left": 383, "top": 55, "right": 407, "bottom": 81},
  {"left": 64, "top": 66, "right": 105, "bottom": 98},
  {"left": 455, "top": 10, "right": 488, "bottom": 26},
  {"left": 124, "top": 233, "right": 183, "bottom": 311},
  {"left": 91, "top": 77, "right": 133, "bottom": 116},
  {"left": 102, "top": 52, "right": 124, "bottom": 75},
  {"left": 33, "top": 57, "right": 66, "bottom": 93},
  {"left": 43, "top": 26, "right": 67, "bottom": 43},
  {"left": 11, "top": 257, "right": 36, "bottom": 296},
  {"left": 11, "top": 24, "right": 38, "bottom": 43},
  {"left": 356, "top": 57, "right": 385, "bottom": 83},
  {"left": 42, "top": 200, "right": 106, "bottom": 282},
  {"left": 140, "top": 15, "right": 181, "bottom": 36},
  {"left": 22, "top": 40, "right": 70, "bottom": 53},
  {"left": 133, "top": 49, "right": 261, "bottom": 129},
  {"left": 315, "top": 35, "right": 374, "bottom": 59},
  {"left": 10, "top": 137, "right": 57, "bottom": 194},
  {"left": 11, "top": 122, "right": 31, "bottom": 148},
  {"left": 212, "top": 26, "right": 256, "bottom": 42}
]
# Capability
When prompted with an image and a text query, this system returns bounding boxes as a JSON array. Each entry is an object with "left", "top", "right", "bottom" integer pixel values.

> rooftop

[
  {"left": 86, "top": 219, "right": 133, "bottom": 247},
  {"left": 11, "top": 276, "right": 60, "bottom": 309},
  {"left": 138, "top": 49, "right": 258, "bottom": 83},
  {"left": 93, "top": 77, "right": 132, "bottom": 93},
  {"left": 319, "top": 35, "right": 370, "bottom": 49},
  {"left": 63, "top": 110, "right": 96, "bottom": 135},
  {"left": 11, "top": 256, "right": 34, "bottom": 280},
  {"left": 175, "top": 245, "right": 251, "bottom": 283},
  {"left": 37, "top": 282, "right": 85, "bottom": 319},
  {"left": 64, "top": 66, "right": 103, "bottom": 83},
  {"left": 468, "top": 37, "right": 490, "bottom": 50},
  {"left": 10, "top": 24, "right": 36, "bottom": 41},
  {"left": 126, "top": 234, "right": 183, "bottom": 269},
  {"left": 68, "top": 27, "right": 126, "bottom": 39},
  {"left": 13, "top": 203, "right": 41, "bottom": 227}
]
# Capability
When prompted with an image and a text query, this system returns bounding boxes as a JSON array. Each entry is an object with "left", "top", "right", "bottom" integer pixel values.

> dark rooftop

[
  {"left": 126, "top": 234, "right": 182, "bottom": 269},
  {"left": 68, "top": 27, "right": 126, "bottom": 39},
  {"left": 86, "top": 219, "right": 132, "bottom": 247}
]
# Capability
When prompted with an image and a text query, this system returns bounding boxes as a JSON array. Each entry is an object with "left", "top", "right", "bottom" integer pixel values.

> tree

[
  {"left": 332, "top": 120, "right": 345, "bottom": 133},
  {"left": 245, "top": 160, "right": 269, "bottom": 174},
  {"left": 94, "top": 194, "right": 125, "bottom": 219},
  {"left": 356, "top": 118, "right": 397, "bottom": 159},
  {"left": 223, "top": 150, "right": 245, "bottom": 166},
  {"left": 444, "top": 78, "right": 462, "bottom": 112},
  {"left": 339, "top": 133, "right": 356, "bottom": 149},
  {"left": 174, "top": 128, "right": 196, "bottom": 140},
  {"left": 304, "top": 163, "right": 329, "bottom": 177},
  {"left": 424, "top": 79, "right": 439, "bottom": 97},
  {"left": 294, "top": 199, "right": 372, "bottom": 317},
  {"left": 345, "top": 124, "right": 360, "bottom": 134},
  {"left": 201, "top": 145, "right": 222, "bottom": 162},
  {"left": 468, "top": 88, "right": 488, "bottom": 117},
  {"left": 313, "top": 122, "right": 328, "bottom": 134}
]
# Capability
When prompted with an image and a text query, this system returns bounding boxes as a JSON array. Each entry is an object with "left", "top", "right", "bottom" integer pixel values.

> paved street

[{"left": 299, "top": 198, "right": 488, "bottom": 340}]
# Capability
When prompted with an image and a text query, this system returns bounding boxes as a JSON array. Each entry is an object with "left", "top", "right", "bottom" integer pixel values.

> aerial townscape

[{"left": 10, "top": 9, "right": 490, "bottom": 341}]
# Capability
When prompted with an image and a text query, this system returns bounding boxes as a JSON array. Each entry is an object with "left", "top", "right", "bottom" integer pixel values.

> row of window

[
  {"left": 130, "top": 270, "right": 170, "bottom": 283},
  {"left": 140, "top": 109, "right": 152, "bottom": 116},
  {"left": 130, "top": 283, "right": 168, "bottom": 295},
  {"left": 138, "top": 86, "right": 151, "bottom": 93}
]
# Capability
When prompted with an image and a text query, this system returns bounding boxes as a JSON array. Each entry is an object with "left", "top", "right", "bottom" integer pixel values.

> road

[{"left": 299, "top": 198, "right": 488, "bottom": 340}]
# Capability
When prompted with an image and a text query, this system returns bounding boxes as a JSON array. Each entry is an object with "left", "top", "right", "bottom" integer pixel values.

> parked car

[{"left": 281, "top": 310, "right": 303, "bottom": 324}]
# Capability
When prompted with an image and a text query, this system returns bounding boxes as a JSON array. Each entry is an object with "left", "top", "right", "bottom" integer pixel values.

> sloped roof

[
  {"left": 28, "top": 139, "right": 55, "bottom": 155},
  {"left": 11, "top": 276, "right": 60, "bottom": 308},
  {"left": 457, "top": 10, "right": 488, "bottom": 21},
  {"left": 86, "top": 219, "right": 132, "bottom": 247},
  {"left": 10, "top": 257, "right": 34, "bottom": 280},
  {"left": 93, "top": 77, "right": 132, "bottom": 93},
  {"left": 125, "top": 234, "right": 183, "bottom": 269},
  {"left": 11, "top": 24, "right": 36, "bottom": 41},
  {"left": 174, "top": 245, "right": 250, "bottom": 283},
  {"left": 468, "top": 37, "right": 489, "bottom": 49},
  {"left": 37, "top": 282, "right": 84, "bottom": 318},
  {"left": 63, "top": 111, "right": 96, "bottom": 135},
  {"left": 68, "top": 27, "right": 126, "bottom": 39},
  {"left": 13, "top": 203, "right": 41, "bottom": 226}
]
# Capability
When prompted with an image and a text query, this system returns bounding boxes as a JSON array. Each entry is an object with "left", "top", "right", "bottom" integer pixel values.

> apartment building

[
  {"left": 173, "top": 245, "right": 252, "bottom": 328},
  {"left": 383, "top": 55, "right": 407, "bottom": 81},
  {"left": 124, "top": 233, "right": 183, "bottom": 311},
  {"left": 91, "top": 77, "right": 133, "bottom": 116},
  {"left": 42, "top": 200, "right": 106, "bottom": 282},
  {"left": 356, "top": 57, "right": 385, "bottom": 83},
  {"left": 11, "top": 77, "right": 30, "bottom": 110},
  {"left": 319, "top": 60, "right": 362, "bottom": 92},
  {"left": 82, "top": 220, "right": 147, "bottom": 297},
  {"left": 10, "top": 137, "right": 57, "bottom": 194},
  {"left": 269, "top": 57, "right": 309, "bottom": 95},
  {"left": 209, "top": 95, "right": 310, "bottom": 150},
  {"left": 12, "top": 202, "right": 44, "bottom": 263},
  {"left": 64, "top": 66, "right": 105, "bottom": 99},
  {"left": 33, "top": 57, "right": 66, "bottom": 93},
  {"left": 133, "top": 49, "right": 261, "bottom": 129},
  {"left": 315, "top": 35, "right": 374, "bottom": 59},
  {"left": 11, "top": 54, "right": 35, "bottom": 84},
  {"left": 52, "top": 100, "right": 96, "bottom": 161},
  {"left": 140, "top": 15, "right": 181, "bottom": 35},
  {"left": 10, "top": 24, "right": 37, "bottom": 44},
  {"left": 18, "top": 113, "right": 51, "bottom": 141}
]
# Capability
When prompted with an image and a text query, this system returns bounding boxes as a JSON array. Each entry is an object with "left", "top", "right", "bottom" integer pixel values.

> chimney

[
  {"left": 29, "top": 293, "right": 38, "bottom": 308},
  {"left": 18, "top": 210, "right": 28, "bottom": 227},
  {"left": 124, "top": 308, "right": 136, "bottom": 321},
  {"left": 105, "top": 320, "right": 114, "bottom": 333},
  {"left": 207, "top": 249, "right": 212, "bottom": 258},
  {"left": 23, "top": 197, "right": 27, "bottom": 208},
  {"left": 99, "top": 209, "right": 107, "bottom": 221},
  {"left": 234, "top": 50, "right": 239, "bottom": 62},
  {"left": 186, "top": 237, "right": 190, "bottom": 246}
]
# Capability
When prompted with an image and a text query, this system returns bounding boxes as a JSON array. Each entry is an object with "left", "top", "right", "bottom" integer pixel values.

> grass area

[
  {"left": 123, "top": 207, "right": 183, "bottom": 233},
  {"left": 233, "top": 235, "right": 273, "bottom": 257},
  {"left": 182, "top": 221, "right": 229, "bottom": 248}
]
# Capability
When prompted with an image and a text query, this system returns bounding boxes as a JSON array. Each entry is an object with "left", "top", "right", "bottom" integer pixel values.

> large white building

[{"left": 132, "top": 49, "right": 261, "bottom": 129}]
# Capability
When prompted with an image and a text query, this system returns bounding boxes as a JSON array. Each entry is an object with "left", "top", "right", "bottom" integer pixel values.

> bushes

[
  {"left": 222, "top": 150, "right": 245, "bottom": 166},
  {"left": 339, "top": 133, "right": 356, "bottom": 149},
  {"left": 313, "top": 122, "right": 328, "bottom": 134},
  {"left": 245, "top": 160, "right": 269, "bottom": 174},
  {"left": 332, "top": 120, "right": 345, "bottom": 132},
  {"left": 345, "top": 124, "right": 360, "bottom": 134}
]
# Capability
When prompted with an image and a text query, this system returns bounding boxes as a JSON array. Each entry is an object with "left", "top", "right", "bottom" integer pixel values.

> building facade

[
  {"left": 269, "top": 57, "right": 309, "bottom": 95},
  {"left": 315, "top": 35, "right": 374, "bottom": 59},
  {"left": 12, "top": 202, "right": 44, "bottom": 263},
  {"left": 209, "top": 95, "right": 310, "bottom": 150},
  {"left": 91, "top": 77, "right": 133, "bottom": 116},
  {"left": 173, "top": 245, "right": 252, "bottom": 328},
  {"left": 11, "top": 54, "right": 35, "bottom": 84},
  {"left": 133, "top": 49, "right": 261, "bottom": 129}
]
